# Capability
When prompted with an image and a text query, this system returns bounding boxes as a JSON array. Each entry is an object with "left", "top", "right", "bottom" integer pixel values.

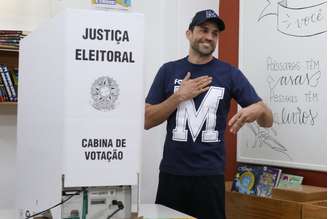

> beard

[{"left": 190, "top": 40, "right": 216, "bottom": 56}]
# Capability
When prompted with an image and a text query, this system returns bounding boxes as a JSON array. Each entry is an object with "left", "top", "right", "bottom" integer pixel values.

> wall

[
  {"left": 0, "top": 0, "right": 52, "bottom": 209},
  {"left": 0, "top": 106, "right": 16, "bottom": 209},
  {"left": 219, "top": 0, "right": 327, "bottom": 187},
  {"left": 0, "top": 0, "right": 52, "bottom": 31}
]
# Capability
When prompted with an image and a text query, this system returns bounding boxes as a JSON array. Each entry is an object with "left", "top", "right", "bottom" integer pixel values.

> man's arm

[
  {"left": 228, "top": 101, "right": 273, "bottom": 134},
  {"left": 145, "top": 72, "right": 212, "bottom": 130}
]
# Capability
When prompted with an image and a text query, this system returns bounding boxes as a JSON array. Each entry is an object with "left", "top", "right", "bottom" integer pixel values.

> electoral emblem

[{"left": 90, "top": 76, "right": 120, "bottom": 111}]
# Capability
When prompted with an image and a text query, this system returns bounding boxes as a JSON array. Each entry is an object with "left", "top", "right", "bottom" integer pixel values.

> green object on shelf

[{"left": 81, "top": 190, "right": 88, "bottom": 219}]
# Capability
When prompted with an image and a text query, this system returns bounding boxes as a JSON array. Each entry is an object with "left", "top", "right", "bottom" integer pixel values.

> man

[{"left": 144, "top": 9, "right": 273, "bottom": 219}]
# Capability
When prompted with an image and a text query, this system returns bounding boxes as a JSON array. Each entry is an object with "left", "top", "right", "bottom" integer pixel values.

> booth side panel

[{"left": 16, "top": 12, "right": 67, "bottom": 219}]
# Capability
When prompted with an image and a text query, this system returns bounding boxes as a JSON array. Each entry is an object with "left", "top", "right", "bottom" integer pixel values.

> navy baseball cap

[{"left": 189, "top": 9, "right": 225, "bottom": 31}]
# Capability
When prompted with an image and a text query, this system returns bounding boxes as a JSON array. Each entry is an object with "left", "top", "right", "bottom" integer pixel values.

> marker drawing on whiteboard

[
  {"left": 246, "top": 123, "right": 292, "bottom": 160},
  {"left": 258, "top": 0, "right": 278, "bottom": 21},
  {"left": 257, "top": 0, "right": 327, "bottom": 37},
  {"left": 267, "top": 72, "right": 321, "bottom": 90}
]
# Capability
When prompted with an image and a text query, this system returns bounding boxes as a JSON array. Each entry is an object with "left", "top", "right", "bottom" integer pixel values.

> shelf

[
  {"left": 225, "top": 181, "right": 327, "bottom": 219},
  {"left": 302, "top": 201, "right": 327, "bottom": 219}
]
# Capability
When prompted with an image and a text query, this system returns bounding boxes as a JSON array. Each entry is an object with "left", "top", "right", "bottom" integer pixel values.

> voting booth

[{"left": 16, "top": 9, "right": 144, "bottom": 219}]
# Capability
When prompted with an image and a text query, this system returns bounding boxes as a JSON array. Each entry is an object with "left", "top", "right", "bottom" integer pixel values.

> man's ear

[{"left": 186, "top": 29, "right": 192, "bottom": 40}]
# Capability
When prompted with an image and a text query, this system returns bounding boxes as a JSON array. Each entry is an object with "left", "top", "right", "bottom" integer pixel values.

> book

[
  {"left": 277, "top": 173, "right": 303, "bottom": 188},
  {"left": 0, "top": 81, "right": 4, "bottom": 102},
  {"left": 0, "top": 30, "right": 23, "bottom": 34},
  {"left": 9, "top": 69, "right": 18, "bottom": 94},
  {"left": 0, "top": 73, "right": 10, "bottom": 102},
  {"left": 0, "top": 75, "right": 9, "bottom": 102},
  {"left": 256, "top": 166, "right": 282, "bottom": 197},
  {"left": 0, "top": 65, "right": 13, "bottom": 101},
  {"left": 231, "top": 163, "right": 263, "bottom": 195},
  {"left": 0, "top": 44, "right": 19, "bottom": 50},
  {"left": 232, "top": 163, "right": 283, "bottom": 197},
  {"left": 1, "top": 65, "right": 17, "bottom": 101},
  {"left": 0, "top": 36, "right": 24, "bottom": 40},
  {"left": 0, "top": 75, "right": 5, "bottom": 101},
  {"left": 0, "top": 40, "right": 20, "bottom": 44},
  {"left": 0, "top": 30, "right": 27, "bottom": 50},
  {"left": 0, "top": 42, "right": 19, "bottom": 47}
]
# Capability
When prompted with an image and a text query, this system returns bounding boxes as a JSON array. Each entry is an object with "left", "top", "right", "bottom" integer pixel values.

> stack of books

[
  {"left": 0, "top": 64, "right": 18, "bottom": 102},
  {"left": 231, "top": 163, "right": 303, "bottom": 197},
  {"left": 0, "top": 30, "right": 27, "bottom": 50},
  {"left": 92, "top": 0, "right": 132, "bottom": 9}
]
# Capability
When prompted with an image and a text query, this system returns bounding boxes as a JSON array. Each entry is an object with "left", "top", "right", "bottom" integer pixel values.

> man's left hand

[{"left": 228, "top": 101, "right": 273, "bottom": 134}]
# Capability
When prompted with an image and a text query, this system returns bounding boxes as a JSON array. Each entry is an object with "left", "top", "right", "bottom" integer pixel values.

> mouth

[{"left": 200, "top": 42, "right": 213, "bottom": 49}]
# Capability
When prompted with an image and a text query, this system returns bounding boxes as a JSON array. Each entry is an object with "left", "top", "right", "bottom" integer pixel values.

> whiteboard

[{"left": 237, "top": 0, "right": 327, "bottom": 171}]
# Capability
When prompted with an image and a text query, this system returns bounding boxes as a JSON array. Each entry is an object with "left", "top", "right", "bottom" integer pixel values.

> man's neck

[{"left": 188, "top": 53, "right": 213, "bottom": 65}]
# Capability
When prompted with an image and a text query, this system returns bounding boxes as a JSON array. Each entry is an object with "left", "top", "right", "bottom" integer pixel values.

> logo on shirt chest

[
  {"left": 174, "top": 79, "right": 183, "bottom": 85},
  {"left": 173, "top": 84, "right": 225, "bottom": 142}
]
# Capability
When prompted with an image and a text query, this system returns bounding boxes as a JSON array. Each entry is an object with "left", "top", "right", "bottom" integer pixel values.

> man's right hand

[
  {"left": 144, "top": 72, "right": 212, "bottom": 130},
  {"left": 175, "top": 72, "right": 212, "bottom": 102}
]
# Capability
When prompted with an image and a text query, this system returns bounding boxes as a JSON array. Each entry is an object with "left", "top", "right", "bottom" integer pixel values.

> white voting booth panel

[{"left": 16, "top": 9, "right": 144, "bottom": 219}]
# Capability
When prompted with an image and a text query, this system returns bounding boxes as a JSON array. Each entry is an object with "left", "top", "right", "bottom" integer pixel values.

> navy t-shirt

[{"left": 146, "top": 57, "right": 261, "bottom": 176}]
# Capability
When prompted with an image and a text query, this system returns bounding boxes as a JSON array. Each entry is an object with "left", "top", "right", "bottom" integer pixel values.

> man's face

[{"left": 187, "top": 21, "right": 219, "bottom": 56}]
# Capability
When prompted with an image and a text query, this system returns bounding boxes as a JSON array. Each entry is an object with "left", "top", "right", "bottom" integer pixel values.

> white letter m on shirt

[{"left": 172, "top": 86, "right": 225, "bottom": 142}]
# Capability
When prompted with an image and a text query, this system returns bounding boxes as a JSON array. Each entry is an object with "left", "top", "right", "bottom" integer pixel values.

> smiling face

[{"left": 187, "top": 21, "right": 219, "bottom": 57}]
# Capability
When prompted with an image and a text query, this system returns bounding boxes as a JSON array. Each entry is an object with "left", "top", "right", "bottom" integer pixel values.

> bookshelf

[
  {"left": 0, "top": 49, "right": 18, "bottom": 105},
  {"left": 225, "top": 181, "right": 327, "bottom": 219},
  {"left": 0, "top": 50, "right": 19, "bottom": 68},
  {"left": 0, "top": 30, "right": 22, "bottom": 105}
]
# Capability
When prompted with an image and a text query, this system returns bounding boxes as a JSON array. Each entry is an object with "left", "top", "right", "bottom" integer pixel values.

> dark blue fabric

[
  {"left": 146, "top": 57, "right": 261, "bottom": 175},
  {"left": 155, "top": 172, "right": 226, "bottom": 219}
]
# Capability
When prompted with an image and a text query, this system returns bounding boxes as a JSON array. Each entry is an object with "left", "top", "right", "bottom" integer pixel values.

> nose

[{"left": 204, "top": 32, "right": 215, "bottom": 42}]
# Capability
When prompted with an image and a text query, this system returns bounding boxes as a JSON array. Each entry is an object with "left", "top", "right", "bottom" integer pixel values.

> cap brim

[
  {"left": 208, "top": 18, "right": 225, "bottom": 31},
  {"left": 189, "top": 16, "right": 226, "bottom": 31}
]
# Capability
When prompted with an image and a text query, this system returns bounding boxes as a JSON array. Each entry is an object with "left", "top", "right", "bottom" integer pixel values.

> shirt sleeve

[
  {"left": 145, "top": 64, "right": 167, "bottom": 104},
  {"left": 230, "top": 68, "right": 262, "bottom": 107}
]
